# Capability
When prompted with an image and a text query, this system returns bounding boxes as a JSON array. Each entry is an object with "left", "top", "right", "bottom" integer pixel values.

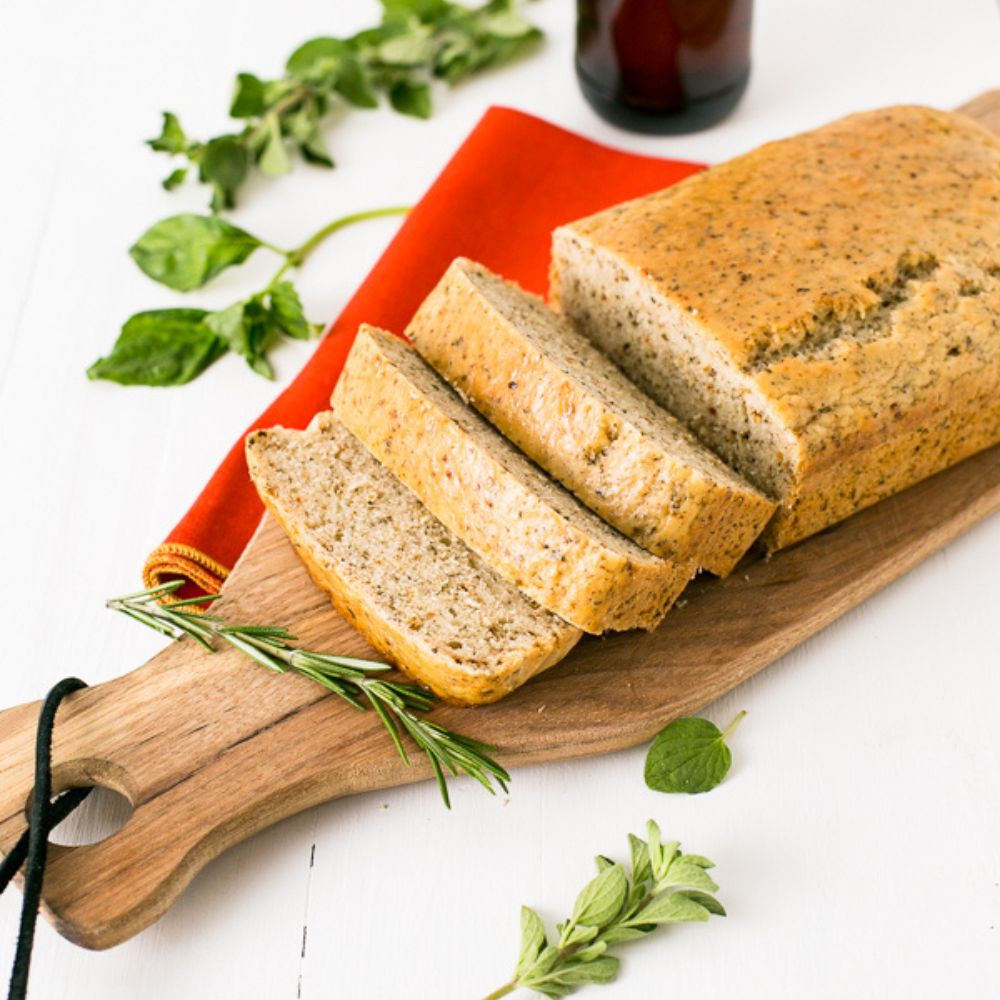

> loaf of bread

[
  {"left": 332, "top": 325, "right": 694, "bottom": 633},
  {"left": 551, "top": 105, "right": 1000, "bottom": 550},
  {"left": 245, "top": 413, "right": 581, "bottom": 705},
  {"left": 406, "top": 257, "right": 774, "bottom": 575}
]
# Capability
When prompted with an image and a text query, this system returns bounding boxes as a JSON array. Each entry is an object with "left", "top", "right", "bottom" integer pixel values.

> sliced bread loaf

[
  {"left": 245, "top": 413, "right": 581, "bottom": 706},
  {"left": 551, "top": 105, "right": 1000, "bottom": 550},
  {"left": 332, "top": 326, "right": 694, "bottom": 634},
  {"left": 406, "top": 257, "right": 774, "bottom": 576}
]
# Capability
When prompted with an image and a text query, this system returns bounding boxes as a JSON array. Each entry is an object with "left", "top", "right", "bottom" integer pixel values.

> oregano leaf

[
  {"left": 515, "top": 906, "right": 547, "bottom": 978},
  {"left": 570, "top": 864, "right": 627, "bottom": 930},
  {"left": 644, "top": 711, "right": 746, "bottom": 794}
]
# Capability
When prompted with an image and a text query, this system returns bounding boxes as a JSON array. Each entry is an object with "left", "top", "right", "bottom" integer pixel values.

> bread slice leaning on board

[
  {"left": 405, "top": 257, "right": 775, "bottom": 576},
  {"left": 551, "top": 104, "right": 1000, "bottom": 550},
  {"left": 332, "top": 325, "right": 694, "bottom": 634},
  {"left": 245, "top": 413, "right": 582, "bottom": 706}
]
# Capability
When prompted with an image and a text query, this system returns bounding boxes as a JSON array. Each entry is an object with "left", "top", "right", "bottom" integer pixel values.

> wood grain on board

[{"left": 0, "top": 92, "right": 997, "bottom": 951}]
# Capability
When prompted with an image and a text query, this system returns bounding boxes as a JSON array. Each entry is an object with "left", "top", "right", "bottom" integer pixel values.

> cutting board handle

[{"left": 0, "top": 616, "right": 425, "bottom": 949}]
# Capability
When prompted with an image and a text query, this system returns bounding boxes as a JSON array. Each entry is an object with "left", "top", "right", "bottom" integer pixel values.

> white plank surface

[{"left": 1, "top": 1, "right": 999, "bottom": 997}]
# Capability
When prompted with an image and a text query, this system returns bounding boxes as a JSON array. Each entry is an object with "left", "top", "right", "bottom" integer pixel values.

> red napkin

[{"left": 142, "top": 106, "right": 705, "bottom": 596}]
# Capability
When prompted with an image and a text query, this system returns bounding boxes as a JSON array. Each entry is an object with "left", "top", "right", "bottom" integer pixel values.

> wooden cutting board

[{"left": 1, "top": 92, "right": 998, "bottom": 952}]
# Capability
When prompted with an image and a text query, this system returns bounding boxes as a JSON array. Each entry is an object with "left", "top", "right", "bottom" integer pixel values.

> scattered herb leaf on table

[
  {"left": 483, "top": 820, "right": 724, "bottom": 998},
  {"left": 644, "top": 711, "right": 746, "bottom": 794},
  {"left": 148, "top": 0, "right": 544, "bottom": 210}
]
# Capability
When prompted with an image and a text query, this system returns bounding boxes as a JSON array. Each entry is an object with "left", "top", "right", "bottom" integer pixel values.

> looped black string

[{"left": 0, "top": 678, "right": 89, "bottom": 1000}]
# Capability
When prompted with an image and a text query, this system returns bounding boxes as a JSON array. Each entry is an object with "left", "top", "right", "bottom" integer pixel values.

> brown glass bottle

[{"left": 576, "top": 0, "right": 753, "bottom": 134}]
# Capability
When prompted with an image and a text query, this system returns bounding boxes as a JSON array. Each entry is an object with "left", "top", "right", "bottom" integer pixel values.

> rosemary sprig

[
  {"left": 107, "top": 581, "right": 509, "bottom": 808},
  {"left": 483, "top": 820, "right": 725, "bottom": 998}
]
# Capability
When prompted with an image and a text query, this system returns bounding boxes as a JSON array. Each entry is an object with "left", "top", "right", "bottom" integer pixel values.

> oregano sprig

[
  {"left": 87, "top": 205, "right": 408, "bottom": 386},
  {"left": 483, "top": 820, "right": 724, "bottom": 998},
  {"left": 149, "top": 0, "right": 543, "bottom": 210},
  {"left": 107, "top": 580, "right": 509, "bottom": 808}
]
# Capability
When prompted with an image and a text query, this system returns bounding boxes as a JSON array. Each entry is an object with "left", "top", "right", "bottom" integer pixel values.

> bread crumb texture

[
  {"left": 333, "top": 325, "right": 694, "bottom": 633},
  {"left": 407, "top": 257, "right": 774, "bottom": 576},
  {"left": 245, "top": 414, "right": 581, "bottom": 705},
  {"left": 552, "top": 105, "right": 1000, "bottom": 548}
]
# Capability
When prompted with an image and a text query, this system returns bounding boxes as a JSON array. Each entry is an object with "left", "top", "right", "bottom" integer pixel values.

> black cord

[{"left": 0, "top": 678, "right": 89, "bottom": 1000}]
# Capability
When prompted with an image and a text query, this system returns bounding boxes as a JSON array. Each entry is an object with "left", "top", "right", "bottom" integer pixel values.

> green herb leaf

[
  {"left": 205, "top": 297, "right": 277, "bottom": 379},
  {"left": 147, "top": 111, "right": 189, "bottom": 154},
  {"left": 87, "top": 309, "right": 224, "bottom": 386},
  {"left": 644, "top": 711, "right": 746, "bottom": 794},
  {"left": 258, "top": 117, "right": 292, "bottom": 176},
  {"left": 570, "top": 864, "right": 627, "bottom": 930},
  {"left": 515, "top": 906, "right": 547, "bottom": 978},
  {"left": 628, "top": 892, "right": 710, "bottom": 927},
  {"left": 388, "top": 78, "right": 432, "bottom": 118},
  {"left": 129, "top": 214, "right": 262, "bottom": 292},
  {"left": 162, "top": 167, "right": 188, "bottom": 191},
  {"left": 489, "top": 822, "right": 723, "bottom": 998},
  {"left": 231, "top": 72, "right": 267, "bottom": 118},
  {"left": 268, "top": 280, "right": 316, "bottom": 339},
  {"left": 550, "top": 956, "right": 620, "bottom": 986},
  {"left": 197, "top": 136, "right": 251, "bottom": 211},
  {"left": 286, "top": 37, "right": 347, "bottom": 83}
]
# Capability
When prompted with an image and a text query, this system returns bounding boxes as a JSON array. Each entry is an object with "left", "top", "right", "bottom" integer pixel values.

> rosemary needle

[{"left": 107, "top": 581, "right": 509, "bottom": 807}]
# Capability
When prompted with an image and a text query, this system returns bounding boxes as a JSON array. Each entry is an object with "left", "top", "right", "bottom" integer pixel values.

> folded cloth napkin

[{"left": 143, "top": 106, "right": 705, "bottom": 596}]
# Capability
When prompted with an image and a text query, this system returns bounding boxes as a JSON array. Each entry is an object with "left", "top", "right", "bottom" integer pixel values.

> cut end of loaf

[
  {"left": 552, "top": 104, "right": 1000, "bottom": 550},
  {"left": 245, "top": 414, "right": 581, "bottom": 705},
  {"left": 408, "top": 256, "right": 774, "bottom": 577},
  {"left": 334, "top": 325, "right": 692, "bottom": 633}
]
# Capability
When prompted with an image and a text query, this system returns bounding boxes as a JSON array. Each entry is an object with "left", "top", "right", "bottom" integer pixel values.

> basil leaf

[
  {"left": 268, "top": 280, "right": 315, "bottom": 339},
  {"left": 570, "top": 864, "right": 627, "bottom": 929},
  {"left": 206, "top": 297, "right": 277, "bottom": 379},
  {"left": 378, "top": 31, "right": 434, "bottom": 67},
  {"left": 644, "top": 711, "right": 746, "bottom": 794},
  {"left": 627, "top": 833, "right": 651, "bottom": 887},
  {"left": 388, "top": 78, "right": 432, "bottom": 118},
  {"left": 515, "top": 906, "right": 546, "bottom": 978},
  {"left": 87, "top": 309, "right": 223, "bottom": 386},
  {"left": 130, "top": 214, "right": 261, "bottom": 292},
  {"left": 147, "top": 112, "right": 188, "bottom": 154},
  {"left": 231, "top": 72, "right": 266, "bottom": 118}
]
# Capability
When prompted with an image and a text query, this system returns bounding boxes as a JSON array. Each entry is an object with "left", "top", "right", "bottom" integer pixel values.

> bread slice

[
  {"left": 245, "top": 413, "right": 581, "bottom": 706},
  {"left": 551, "top": 105, "right": 1000, "bottom": 549},
  {"left": 332, "top": 326, "right": 693, "bottom": 633},
  {"left": 406, "top": 257, "right": 774, "bottom": 576}
]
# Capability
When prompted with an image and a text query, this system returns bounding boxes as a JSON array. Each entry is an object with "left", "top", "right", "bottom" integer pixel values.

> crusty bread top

[
  {"left": 554, "top": 105, "right": 1000, "bottom": 476},
  {"left": 556, "top": 106, "right": 1000, "bottom": 372}
]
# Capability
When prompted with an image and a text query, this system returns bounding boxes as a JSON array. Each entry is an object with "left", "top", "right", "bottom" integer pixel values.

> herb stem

[
  {"left": 289, "top": 205, "right": 411, "bottom": 267},
  {"left": 263, "top": 204, "right": 411, "bottom": 292},
  {"left": 722, "top": 709, "right": 747, "bottom": 741},
  {"left": 480, "top": 982, "right": 517, "bottom": 1000}
]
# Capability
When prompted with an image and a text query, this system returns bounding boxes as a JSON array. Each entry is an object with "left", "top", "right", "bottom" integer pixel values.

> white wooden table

[{"left": 1, "top": 1, "right": 998, "bottom": 997}]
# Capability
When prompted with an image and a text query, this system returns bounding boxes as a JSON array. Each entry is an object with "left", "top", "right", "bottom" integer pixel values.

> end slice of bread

[
  {"left": 406, "top": 257, "right": 775, "bottom": 576},
  {"left": 333, "top": 326, "right": 694, "bottom": 634},
  {"left": 245, "top": 413, "right": 581, "bottom": 706}
]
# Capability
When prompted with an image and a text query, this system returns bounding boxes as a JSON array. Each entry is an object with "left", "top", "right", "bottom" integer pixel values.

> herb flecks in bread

[
  {"left": 552, "top": 105, "right": 1000, "bottom": 549},
  {"left": 406, "top": 257, "right": 774, "bottom": 576},
  {"left": 333, "top": 326, "right": 693, "bottom": 633},
  {"left": 245, "top": 413, "right": 581, "bottom": 706}
]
